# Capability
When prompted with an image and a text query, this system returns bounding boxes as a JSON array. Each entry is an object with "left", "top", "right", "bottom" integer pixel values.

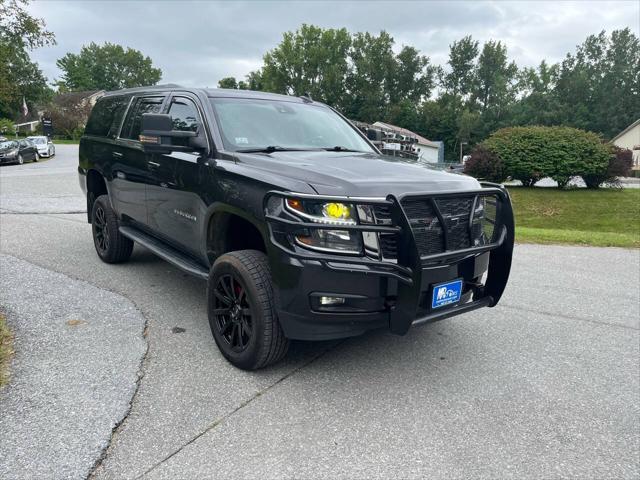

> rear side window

[
  {"left": 121, "top": 96, "right": 164, "bottom": 141},
  {"left": 85, "top": 96, "right": 129, "bottom": 138}
]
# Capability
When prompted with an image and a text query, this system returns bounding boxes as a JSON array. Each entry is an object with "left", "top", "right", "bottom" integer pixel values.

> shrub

[
  {"left": 0, "top": 118, "right": 16, "bottom": 137},
  {"left": 583, "top": 146, "right": 634, "bottom": 188},
  {"left": 46, "top": 101, "right": 91, "bottom": 140},
  {"left": 463, "top": 145, "right": 504, "bottom": 182},
  {"left": 482, "top": 126, "right": 610, "bottom": 188}
]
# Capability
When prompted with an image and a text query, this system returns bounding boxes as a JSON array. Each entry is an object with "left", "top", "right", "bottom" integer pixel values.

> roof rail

[{"left": 104, "top": 84, "right": 184, "bottom": 95}]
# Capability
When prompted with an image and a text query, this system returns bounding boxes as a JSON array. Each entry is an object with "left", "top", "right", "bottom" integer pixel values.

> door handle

[
  {"left": 112, "top": 152, "right": 123, "bottom": 158},
  {"left": 148, "top": 161, "right": 160, "bottom": 168}
]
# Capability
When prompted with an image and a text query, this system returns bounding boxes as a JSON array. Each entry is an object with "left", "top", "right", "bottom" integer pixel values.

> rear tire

[
  {"left": 91, "top": 194, "right": 133, "bottom": 263},
  {"left": 207, "top": 250, "right": 289, "bottom": 370}
]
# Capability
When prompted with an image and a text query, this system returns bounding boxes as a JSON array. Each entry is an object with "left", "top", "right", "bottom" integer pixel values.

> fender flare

[{"left": 200, "top": 202, "right": 270, "bottom": 266}]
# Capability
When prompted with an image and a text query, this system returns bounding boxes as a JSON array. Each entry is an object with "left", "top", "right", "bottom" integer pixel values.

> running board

[{"left": 119, "top": 226, "right": 209, "bottom": 280}]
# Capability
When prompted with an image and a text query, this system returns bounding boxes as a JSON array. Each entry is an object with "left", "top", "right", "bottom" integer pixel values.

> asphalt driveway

[{"left": 0, "top": 145, "right": 638, "bottom": 479}]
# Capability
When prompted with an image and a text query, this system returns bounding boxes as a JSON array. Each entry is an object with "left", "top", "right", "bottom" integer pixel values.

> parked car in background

[
  {"left": 0, "top": 139, "right": 39, "bottom": 165},
  {"left": 27, "top": 136, "right": 56, "bottom": 158}
]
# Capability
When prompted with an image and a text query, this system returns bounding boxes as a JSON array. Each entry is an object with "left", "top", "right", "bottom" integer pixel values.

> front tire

[
  {"left": 207, "top": 250, "right": 289, "bottom": 370},
  {"left": 17, "top": 154, "right": 23, "bottom": 165},
  {"left": 33, "top": 153, "right": 39, "bottom": 162},
  {"left": 91, "top": 194, "right": 133, "bottom": 263}
]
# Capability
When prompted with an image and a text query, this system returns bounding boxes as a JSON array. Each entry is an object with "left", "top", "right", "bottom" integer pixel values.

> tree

[
  {"left": 441, "top": 35, "right": 479, "bottom": 100},
  {"left": 218, "top": 77, "right": 239, "bottom": 89},
  {"left": 554, "top": 28, "right": 640, "bottom": 139},
  {"left": 259, "top": 25, "right": 352, "bottom": 109},
  {"left": 56, "top": 42, "right": 162, "bottom": 91},
  {"left": 473, "top": 41, "right": 518, "bottom": 118},
  {"left": 45, "top": 95, "right": 93, "bottom": 139},
  {"left": 509, "top": 60, "right": 559, "bottom": 126},
  {"left": 0, "top": 0, "right": 55, "bottom": 119}
]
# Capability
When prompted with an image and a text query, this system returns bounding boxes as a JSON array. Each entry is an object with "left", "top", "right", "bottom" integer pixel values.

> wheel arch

[
  {"left": 203, "top": 204, "right": 268, "bottom": 266},
  {"left": 85, "top": 169, "right": 110, "bottom": 223}
]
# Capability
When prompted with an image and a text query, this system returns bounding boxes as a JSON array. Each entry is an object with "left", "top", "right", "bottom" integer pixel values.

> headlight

[
  {"left": 285, "top": 198, "right": 356, "bottom": 225},
  {"left": 285, "top": 198, "right": 362, "bottom": 254}
]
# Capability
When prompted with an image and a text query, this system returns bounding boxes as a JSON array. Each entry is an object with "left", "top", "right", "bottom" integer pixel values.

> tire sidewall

[
  {"left": 17, "top": 155, "right": 23, "bottom": 165},
  {"left": 208, "top": 254, "right": 271, "bottom": 369}
]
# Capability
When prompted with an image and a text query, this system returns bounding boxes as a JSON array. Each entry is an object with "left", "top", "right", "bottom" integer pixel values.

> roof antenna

[{"left": 300, "top": 93, "right": 313, "bottom": 103}]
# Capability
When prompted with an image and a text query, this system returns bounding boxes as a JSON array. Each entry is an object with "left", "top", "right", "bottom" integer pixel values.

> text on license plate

[{"left": 431, "top": 279, "right": 463, "bottom": 309}]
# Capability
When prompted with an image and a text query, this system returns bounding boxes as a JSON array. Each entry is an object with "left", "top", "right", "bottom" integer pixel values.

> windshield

[
  {"left": 0, "top": 141, "right": 17, "bottom": 149},
  {"left": 209, "top": 97, "right": 375, "bottom": 153},
  {"left": 29, "top": 137, "right": 46, "bottom": 144}
]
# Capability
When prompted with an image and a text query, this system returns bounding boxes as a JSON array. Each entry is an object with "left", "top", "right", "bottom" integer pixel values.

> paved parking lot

[{"left": 0, "top": 145, "right": 638, "bottom": 479}]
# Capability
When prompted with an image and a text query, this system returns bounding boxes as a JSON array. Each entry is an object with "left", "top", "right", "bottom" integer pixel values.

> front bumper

[
  {"left": 0, "top": 155, "right": 18, "bottom": 164},
  {"left": 265, "top": 183, "right": 515, "bottom": 340}
]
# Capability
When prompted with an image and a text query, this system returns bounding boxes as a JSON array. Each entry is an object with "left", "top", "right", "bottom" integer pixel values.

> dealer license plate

[{"left": 431, "top": 279, "right": 463, "bottom": 309}]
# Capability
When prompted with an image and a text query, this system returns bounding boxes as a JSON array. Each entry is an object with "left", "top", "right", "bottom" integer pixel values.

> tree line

[
  {"left": 219, "top": 24, "right": 639, "bottom": 161},
  {"left": 0, "top": 0, "right": 161, "bottom": 126},
  {"left": 2, "top": 0, "right": 638, "bottom": 156}
]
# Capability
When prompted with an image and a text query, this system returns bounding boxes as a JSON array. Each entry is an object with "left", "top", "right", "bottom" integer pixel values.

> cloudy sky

[{"left": 27, "top": 0, "right": 639, "bottom": 88}]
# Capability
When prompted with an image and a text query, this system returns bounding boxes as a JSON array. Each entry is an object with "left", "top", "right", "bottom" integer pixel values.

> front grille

[
  {"left": 401, "top": 195, "right": 498, "bottom": 257},
  {"left": 402, "top": 199, "right": 444, "bottom": 255},
  {"left": 372, "top": 205, "right": 398, "bottom": 259}
]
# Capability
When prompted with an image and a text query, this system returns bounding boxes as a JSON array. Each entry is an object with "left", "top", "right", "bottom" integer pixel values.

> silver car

[{"left": 26, "top": 136, "right": 56, "bottom": 158}]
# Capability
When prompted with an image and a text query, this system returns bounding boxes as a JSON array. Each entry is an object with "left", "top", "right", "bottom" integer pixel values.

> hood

[{"left": 235, "top": 151, "right": 480, "bottom": 197}]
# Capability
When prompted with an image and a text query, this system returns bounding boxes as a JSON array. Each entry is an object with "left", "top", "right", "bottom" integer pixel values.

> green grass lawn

[
  {"left": 0, "top": 312, "right": 12, "bottom": 387},
  {"left": 52, "top": 138, "right": 80, "bottom": 144},
  {"left": 508, "top": 187, "right": 640, "bottom": 248}
]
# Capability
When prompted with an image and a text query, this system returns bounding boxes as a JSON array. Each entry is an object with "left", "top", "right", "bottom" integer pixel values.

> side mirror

[{"left": 140, "top": 113, "right": 203, "bottom": 154}]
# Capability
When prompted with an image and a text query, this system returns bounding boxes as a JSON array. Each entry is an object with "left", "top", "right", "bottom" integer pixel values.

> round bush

[{"left": 482, "top": 126, "right": 611, "bottom": 188}]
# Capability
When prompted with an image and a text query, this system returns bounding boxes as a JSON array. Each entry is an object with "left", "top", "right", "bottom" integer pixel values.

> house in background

[
  {"left": 52, "top": 90, "right": 106, "bottom": 110},
  {"left": 372, "top": 121, "right": 442, "bottom": 163},
  {"left": 611, "top": 119, "right": 640, "bottom": 170}
]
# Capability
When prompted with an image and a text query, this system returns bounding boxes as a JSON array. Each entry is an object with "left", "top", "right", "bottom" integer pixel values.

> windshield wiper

[
  {"left": 236, "top": 146, "right": 317, "bottom": 154},
  {"left": 322, "top": 146, "right": 367, "bottom": 153}
]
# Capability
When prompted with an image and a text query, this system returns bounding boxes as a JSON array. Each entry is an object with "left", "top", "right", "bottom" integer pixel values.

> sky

[{"left": 27, "top": 0, "right": 640, "bottom": 88}]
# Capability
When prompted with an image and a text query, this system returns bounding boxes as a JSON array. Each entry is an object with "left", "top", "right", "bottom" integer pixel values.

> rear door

[
  {"left": 146, "top": 93, "right": 211, "bottom": 256},
  {"left": 112, "top": 94, "right": 166, "bottom": 226}
]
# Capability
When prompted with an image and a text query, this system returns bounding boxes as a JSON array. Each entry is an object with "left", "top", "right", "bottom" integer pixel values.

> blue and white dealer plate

[{"left": 431, "top": 279, "right": 463, "bottom": 309}]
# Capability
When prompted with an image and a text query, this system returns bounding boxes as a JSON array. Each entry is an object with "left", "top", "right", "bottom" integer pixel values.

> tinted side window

[
  {"left": 121, "top": 96, "right": 164, "bottom": 140},
  {"left": 168, "top": 98, "right": 199, "bottom": 132},
  {"left": 85, "top": 96, "right": 129, "bottom": 138},
  {"left": 168, "top": 97, "right": 200, "bottom": 147}
]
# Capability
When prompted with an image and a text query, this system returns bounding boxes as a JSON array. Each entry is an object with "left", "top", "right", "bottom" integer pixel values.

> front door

[
  {"left": 146, "top": 94, "right": 212, "bottom": 258},
  {"left": 111, "top": 95, "right": 166, "bottom": 226}
]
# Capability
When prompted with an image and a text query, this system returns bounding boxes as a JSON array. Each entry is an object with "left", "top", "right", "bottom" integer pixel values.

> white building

[
  {"left": 611, "top": 119, "right": 640, "bottom": 170},
  {"left": 372, "top": 121, "right": 441, "bottom": 163}
]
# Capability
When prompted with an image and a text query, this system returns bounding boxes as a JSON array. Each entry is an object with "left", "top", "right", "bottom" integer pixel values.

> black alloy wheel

[
  {"left": 212, "top": 274, "right": 253, "bottom": 352},
  {"left": 207, "top": 250, "right": 289, "bottom": 370},
  {"left": 90, "top": 194, "right": 133, "bottom": 263},
  {"left": 93, "top": 204, "right": 110, "bottom": 254}
]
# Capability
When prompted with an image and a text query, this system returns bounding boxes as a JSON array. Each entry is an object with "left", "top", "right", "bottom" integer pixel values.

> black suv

[{"left": 79, "top": 86, "right": 514, "bottom": 370}]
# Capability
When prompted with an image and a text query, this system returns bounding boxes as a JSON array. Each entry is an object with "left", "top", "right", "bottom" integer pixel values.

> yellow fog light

[{"left": 323, "top": 202, "right": 351, "bottom": 220}]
